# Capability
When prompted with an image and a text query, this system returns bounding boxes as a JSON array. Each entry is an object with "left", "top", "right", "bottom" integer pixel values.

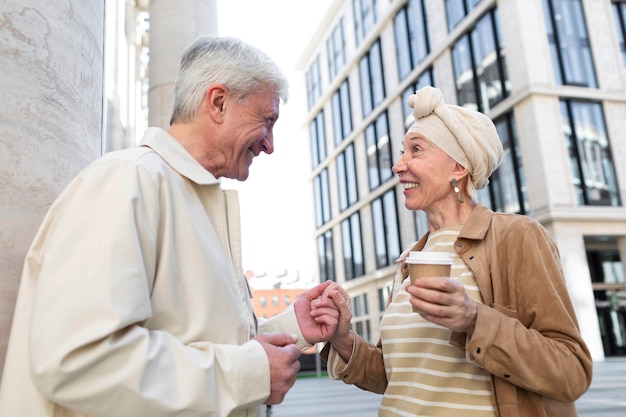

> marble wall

[{"left": 0, "top": 1, "right": 105, "bottom": 378}]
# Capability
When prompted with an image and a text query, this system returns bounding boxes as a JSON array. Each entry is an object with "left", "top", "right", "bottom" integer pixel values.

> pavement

[{"left": 270, "top": 357, "right": 626, "bottom": 417}]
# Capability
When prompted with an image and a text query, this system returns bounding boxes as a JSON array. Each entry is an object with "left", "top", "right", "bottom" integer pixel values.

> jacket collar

[
  {"left": 139, "top": 127, "right": 220, "bottom": 186},
  {"left": 458, "top": 203, "right": 494, "bottom": 241}
]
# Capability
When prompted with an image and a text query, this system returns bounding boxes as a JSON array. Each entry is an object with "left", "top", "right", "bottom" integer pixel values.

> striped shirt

[{"left": 378, "top": 226, "right": 496, "bottom": 416}]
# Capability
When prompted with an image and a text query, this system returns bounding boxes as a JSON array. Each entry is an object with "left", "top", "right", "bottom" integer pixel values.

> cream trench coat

[{"left": 0, "top": 127, "right": 306, "bottom": 417}]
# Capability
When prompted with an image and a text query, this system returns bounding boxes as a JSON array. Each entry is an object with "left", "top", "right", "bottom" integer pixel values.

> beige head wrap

[{"left": 407, "top": 86, "right": 503, "bottom": 190}]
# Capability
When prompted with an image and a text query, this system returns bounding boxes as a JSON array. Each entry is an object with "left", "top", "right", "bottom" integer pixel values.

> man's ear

[{"left": 205, "top": 84, "right": 227, "bottom": 123}]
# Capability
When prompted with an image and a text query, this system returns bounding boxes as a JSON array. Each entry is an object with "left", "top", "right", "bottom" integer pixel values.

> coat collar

[{"left": 138, "top": 127, "right": 220, "bottom": 186}]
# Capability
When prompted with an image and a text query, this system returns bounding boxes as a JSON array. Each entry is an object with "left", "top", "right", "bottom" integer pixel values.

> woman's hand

[{"left": 406, "top": 277, "right": 478, "bottom": 336}]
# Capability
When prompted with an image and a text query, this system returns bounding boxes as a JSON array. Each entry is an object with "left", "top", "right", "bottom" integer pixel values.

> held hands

[
  {"left": 254, "top": 333, "right": 301, "bottom": 405},
  {"left": 293, "top": 281, "right": 351, "bottom": 344},
  {"left": 406, "top": 277, "right": 478, "bottom": 336}
]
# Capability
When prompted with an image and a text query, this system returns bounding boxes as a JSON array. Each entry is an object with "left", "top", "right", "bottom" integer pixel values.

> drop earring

[{"left": 451, "top": 178, "right": 464, "bottom": 203}]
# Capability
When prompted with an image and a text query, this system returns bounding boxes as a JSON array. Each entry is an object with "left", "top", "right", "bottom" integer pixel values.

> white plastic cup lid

[{"left": 405, "top": 251, "right": 453, "bottom": 265}]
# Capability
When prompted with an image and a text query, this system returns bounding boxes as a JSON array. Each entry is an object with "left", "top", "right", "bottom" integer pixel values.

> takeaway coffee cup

[{"left": 405, "top": 251, "right": 453, "bottom": 312}]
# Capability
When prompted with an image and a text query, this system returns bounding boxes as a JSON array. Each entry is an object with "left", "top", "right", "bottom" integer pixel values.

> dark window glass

[
  {"left": 327, "top": 19, "right": 347, "bottom": 81},
  {"left": 543, "top": 0, "right": 597, "bottom": 87},
  {"left": 359, "top": 40, "right": 385, "bottom": 117},
  {"left": 309, "top": 111, "right": 327, "bottom": 168},
  {"left": 341, "top": 212, "right": 365, "bottom": 280},
  {"left": 353, "top": 0, "right": 379, "bottom": 46},
  {"left": 365, "top": 112, "right": 392, "bottom": 190},
  {"left": 560, "top": 100, "right": 620, "bottom": 206},
  {"left": 372, "top": 189, "right": 401, "bottom": 268},
  {"left": 317, "top": 230, "right": 335, "bottom": 282},
  {"left": 337, "top": 144, "right": 359, "bottom": 211},
  {"left": 305, "top": 55, "right": 322, "bottom": 110},
  {"left": 452, "top": 8, "right": 509, "bottom": 112},
  {"left": 614, "top": 2, "right": 626, "bottom": 68},
  {"left": 446, "top": 0, "right": 483, "bottom": 31},
  {"left": 394, "top": 0, "right": 430, "bottom": 81},
  {"left": 486, "top": 113, "right": 529, "bottom": 214},
  {"left": 331, "top": 80, "right": 353, "bottom": 145},
  {"left": 314, "top": 169, "right": 332, "bottom": 227}
]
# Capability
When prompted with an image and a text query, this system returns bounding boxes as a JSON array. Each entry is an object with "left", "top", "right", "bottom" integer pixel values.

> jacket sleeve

[
  {"left": 320, "top": 335, "right": 387, "bottom": 394},
  {"left": 27, "top": 160, "right": 269, "bottom": 416},
  {"left": 465, "top": 219, "right": 593, "bottom": 402}
]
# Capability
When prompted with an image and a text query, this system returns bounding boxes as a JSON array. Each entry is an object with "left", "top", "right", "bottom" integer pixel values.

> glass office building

[{"left": 299, "top": 0, "right": 626, "bottom": 361}]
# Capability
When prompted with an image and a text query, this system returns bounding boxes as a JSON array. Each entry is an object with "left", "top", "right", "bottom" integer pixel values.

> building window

[
  {"left": 284, "top": 295, "right": 291, "bottom": 306},
  {"left": 372, "top": 189, "right": 401, "bottom": 268},
  {"left": 331, "top": 79, "right": 353, "bottom": 145},
  {"left": 327, "top": 18, "right": 347, "bottom": 81},
  {"left": 353, "top": 0, "right": 378, "bottom": 46},
  {"left": 477, "top": 112, "right": 529, "bottom": 214},
  {"left": 359, "top": 39, "right": 385, "bottom": 117},
  {"left": 260, "top": 296, "right": 267, "bottom": 307},
  {"left": 318, "top": 230, "right": 336, "bottom": 282},
  {"left": 353, "top": 293, "right": 372, "bottom": 342},
  {"left": 543, "top": 0, "right": 597, "bottom": 88},
  {"left": 445, "top": 0, "right": 483, "bottom": 31},
  {"left": 560, "top": 100, "right": 620, "bottom": 206},
  {"left": 366, "top": 112, "right": 392, "bottom": 190},
  {"left": 402, "top": 69, "right": 435, "bottom": 128},
  {"left": 341, "top": 212, "right": 365, "bottom": 280},
  {"left": 451, "top": 7, "right": 510, "bottom": 112},
  {"left": 272, "top": 295, "right": 279, "bottom": 307},
  {"left": 306, "top": 55, "right": 322, "bottom": 110},
  {"left": 314, "top": 169, "right": 331, "bottom": 227},
  {"left": 613, "top": 1, "right": 626, "bottom": 69},
  {"left": 337, "top": 144, "right": 359, "bottom": 211},
  {"left": 310, "top": 111, "right": 327, "bottom": 168},
  {"left": 394, "top": 0, "right": 430, "bottom": 81}
]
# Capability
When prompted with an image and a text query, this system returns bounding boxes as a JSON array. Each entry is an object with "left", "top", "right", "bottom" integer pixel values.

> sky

[{"left": 215, "top": 0, "right": 334, "bottom": 277}]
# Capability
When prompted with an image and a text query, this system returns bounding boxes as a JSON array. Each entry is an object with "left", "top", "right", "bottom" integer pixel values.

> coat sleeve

[
  {"left": 27, "top": 159, "right": 269, "bottom": 416},
  {"left": 320, "top": 335, "right": 387, "bottom": 394},
  {"left": 465, "top": 219, "right": 593, "bottom": 402}
]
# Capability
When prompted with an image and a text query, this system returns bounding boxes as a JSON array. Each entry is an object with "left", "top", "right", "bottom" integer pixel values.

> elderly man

[{"left": 0, "top": 36, "right": 344, "bottom": 417}]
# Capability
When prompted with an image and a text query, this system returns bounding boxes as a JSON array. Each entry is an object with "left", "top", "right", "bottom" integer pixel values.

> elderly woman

[{"left": 320, "top": 86, "right": 592, "bottom": 416}]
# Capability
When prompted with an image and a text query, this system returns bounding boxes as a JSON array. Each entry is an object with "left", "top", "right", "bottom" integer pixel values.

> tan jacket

[
  {"left": 0, "top": 128, "right": 306, "bottom": 417},
  {"left": 324, "top": 204, "right": 593, "bottom": 417}
]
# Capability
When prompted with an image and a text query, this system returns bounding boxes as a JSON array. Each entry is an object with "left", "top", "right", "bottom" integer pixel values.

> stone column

[
  {"left": 0, "top": 1, "right": 105, "bottom": 378},
  {"left": 148, "top": 0, "right": 217, "bottom": 129}
]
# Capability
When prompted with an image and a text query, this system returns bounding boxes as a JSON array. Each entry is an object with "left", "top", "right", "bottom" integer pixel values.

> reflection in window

[
  {"left": 614, "top": 2, "right": 626, "bottom": 69},
  {"left": 341, "top": 212, "right": 365, "bottom": 280},
  {"left": 560, "top": 100, "right": 620, "bottom": 206},
  {"left": 359, "top": 39, "right": 386, "bottom": 117},
  {"left": 309, "top": 111, "right": 326, "bottom": 168},
  {"left": 337, "top": 144, "right": 359, "bottom": 211},
  {"left": 317, "top": 230, "right": 335, "bottom": 282},
  {"left": 543, "top": 0, "right": 597, "bottom": 87},
  {"left": 353, "top": 0, "right": 379, "bottom": 46},
  {"left": 353, "top": 293, "right": 372, "bottom": 341},
  {"left": 445, "top": 0, "right": 483, "bottom": 31},
  {"left": 305, "top": 55, "right": 322, "bottom": 110},
  {"left": 394, "top": 0, "right": 430, "bottom": 81},
  {"left": 331, "top": 80, "right": 353, "bottom": 145},
  {"left": 327, "top": 19, "right": 347, "bottom": 81},
  {"left": 483, "top": 113, "right": 529, "bottom": 214},
  {"left": 314, "top": 169, "right": 331, "bottom": 227},
  {"left": 372, "top": 189, "right": 401, "bottom": 268},
  {"left": 366, "top": 112, "right": 392, "bottom": 190},
  {"left": 452, "top": 8, "right": 509, "bottom": 112}
]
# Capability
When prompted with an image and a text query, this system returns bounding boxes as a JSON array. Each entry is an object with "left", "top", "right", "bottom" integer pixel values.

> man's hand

[
  {"left": 294, "top": 281, "right": 347, "bottom": 344},
  {"left": 254, "top": 333, "right": 301, "bottom": 405}
]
